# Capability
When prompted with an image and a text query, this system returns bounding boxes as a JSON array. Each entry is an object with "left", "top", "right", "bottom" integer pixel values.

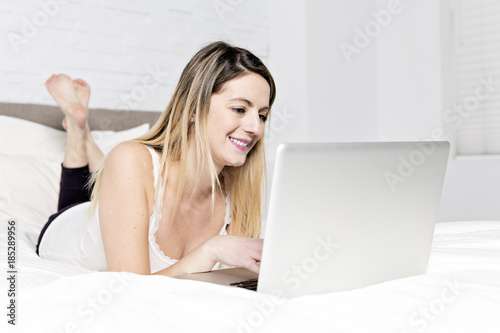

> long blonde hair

[{"left": 90, "top": 41, "right": 276, "bottom": 238}]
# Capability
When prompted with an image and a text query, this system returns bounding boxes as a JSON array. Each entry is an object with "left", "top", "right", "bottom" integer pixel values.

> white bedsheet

[{"left": 1, "top": 218, "right": 499, "bottom": 332}]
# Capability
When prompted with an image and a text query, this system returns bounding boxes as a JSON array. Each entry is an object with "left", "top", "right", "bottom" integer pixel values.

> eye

[
  {"left": 232, "top": 107, "right": 245, "bottom": 114},
  {"left": 259, "top": 114, "right": 268, "bottom": 122}
]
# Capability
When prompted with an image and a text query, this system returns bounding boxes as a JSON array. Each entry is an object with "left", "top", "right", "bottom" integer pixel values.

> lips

[{"left": 229, "top": 136, "right": 250, "bottom": 151}]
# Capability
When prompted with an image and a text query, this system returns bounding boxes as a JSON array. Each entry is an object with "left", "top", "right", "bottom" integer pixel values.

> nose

[{"left": 243, "top": 110, "right": 264, "bottom": 138}]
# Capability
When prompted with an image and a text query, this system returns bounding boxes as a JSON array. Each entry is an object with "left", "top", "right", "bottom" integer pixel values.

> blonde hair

[{"left": 90, "top": 41, "right": 276, "bottom": 238}]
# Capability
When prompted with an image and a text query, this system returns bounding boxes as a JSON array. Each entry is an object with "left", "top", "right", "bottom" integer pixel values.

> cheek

[
  {"left": 257, "top": 123, "right": 266, "bottom": 139},
  {"left": 208, "top": 122, "right": 230, "bottom": 150}
]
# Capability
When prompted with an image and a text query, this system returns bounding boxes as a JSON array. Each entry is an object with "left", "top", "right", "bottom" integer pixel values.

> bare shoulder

[
  {"left": 100, "top": 141, "right": 157, "bottom": 210},
  {"left": 108, "top": 140, "right": 152, "bottom": 161},
  {"left": 106, "top": 141, "right": 153, "bottom": 170},
  {"left": 102, "top": 141, "right": 155, "bottom": 185}
]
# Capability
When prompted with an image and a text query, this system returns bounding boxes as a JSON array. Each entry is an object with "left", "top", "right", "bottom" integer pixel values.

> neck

[{"left": 171, "top": 139, "right": 223, "bottom": 203}]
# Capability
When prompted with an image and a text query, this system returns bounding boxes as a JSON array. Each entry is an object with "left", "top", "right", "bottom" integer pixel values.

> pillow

[
  {"left": 0, "top": 115, "right": 150, "bottom": 235},
  {"left": 0, "top": 116, "right": 66, "bottom": 160},
  {"left": 89, "top": 125, "right": 150, "bottom": 156},
  {"left": 0, "top": 154, "right": 60, "bottom": 234},
  {"left": 0, "top": 115, "right": 150, "bottom": 161}
]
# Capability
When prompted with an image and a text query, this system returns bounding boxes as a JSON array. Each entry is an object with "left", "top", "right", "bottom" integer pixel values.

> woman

[{"left": 36, "top": 41, "right": 276, "bottom": 277}]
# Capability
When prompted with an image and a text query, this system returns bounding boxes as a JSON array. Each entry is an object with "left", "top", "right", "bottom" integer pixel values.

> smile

[{"left": 229, "top": 137, "right": 250, "bottom": 150}]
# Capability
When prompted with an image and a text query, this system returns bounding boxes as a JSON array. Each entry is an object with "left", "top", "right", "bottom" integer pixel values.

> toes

[
  {"left": 46, "top": 74, "right": 73, "bottom": 87},
  {"left": 73, "top": 78, "right": 90, "bottom": 90},
  {"left": 45, "top": 74, "right": 56, "bottom": 85},
  {"left": 74, "top": 78, "right": 87, "bottom": 86},
  {"left": 56, "top": 73, "right": 71, "bottom": 80}
]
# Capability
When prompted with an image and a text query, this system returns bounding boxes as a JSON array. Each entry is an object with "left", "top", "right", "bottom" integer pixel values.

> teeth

[{"left": 230, "top": 137, "right": 249, "bottom": 147}]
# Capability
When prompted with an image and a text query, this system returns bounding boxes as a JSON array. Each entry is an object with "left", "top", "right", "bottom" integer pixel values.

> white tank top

[
  {"left": 145, "top": 146, "right": 231, "bottom": 273},
  {"left": 38, "top": 145, "right": 231, "bottom": 274}
]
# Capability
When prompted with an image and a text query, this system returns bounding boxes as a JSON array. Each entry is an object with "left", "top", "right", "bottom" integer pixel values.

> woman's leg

[
  {"left": 57, "top": 164, "right": 92, "bottom": 211},
  {"left": 36, "top": 164, "right": 92, "bottom": 255},
  {"left": 36, "top": 75, "right": 104, "bottom": 255},
  {"left": 46, "top": 74, "right": 104, "bottom": 172}
]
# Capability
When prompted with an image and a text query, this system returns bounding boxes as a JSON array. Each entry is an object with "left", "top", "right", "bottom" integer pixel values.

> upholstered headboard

[{"left": 0, "top": 102, "right": 162, "bottom": 131}]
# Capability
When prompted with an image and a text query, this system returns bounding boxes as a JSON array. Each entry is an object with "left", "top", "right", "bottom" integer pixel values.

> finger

[
  {"left": 249, "top": 247, "right": 262, "bottom": 262},
  {"left": 243, "top": 258, "right": 260, "bottom": 275},
  {"left": 248, "top": 240, "right": 263, "bottom": 262}
]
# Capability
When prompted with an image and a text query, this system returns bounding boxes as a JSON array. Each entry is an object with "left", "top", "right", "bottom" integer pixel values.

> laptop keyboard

[{"left": 230, "top": 278, "right": 258, "bottom": 291}]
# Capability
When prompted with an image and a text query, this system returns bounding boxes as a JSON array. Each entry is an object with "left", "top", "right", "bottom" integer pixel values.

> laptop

[{"left": 176, "top": 141, "right": 450, "bottom": 297}]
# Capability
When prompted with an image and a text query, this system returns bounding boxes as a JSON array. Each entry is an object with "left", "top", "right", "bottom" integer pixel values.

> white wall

[
  {"left": 267, "top": 0, "right": 308, "bottom": 163},
  {"left": 375, "top": 0, "right": 500, "bottom": 221},
  {"left": 306, "top": 0, "right": 379, "bottom": 143},
  {"left": 0, "top": 0, "right": 270, "bottom": 111},
  {"left": 268, "top": 0, "right": 500, "bottom": 221}
]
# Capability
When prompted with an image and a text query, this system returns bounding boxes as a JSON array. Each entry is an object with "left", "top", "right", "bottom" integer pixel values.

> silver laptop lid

[{"left": 258, "top": 141, "right": 450, "bottom": 297}]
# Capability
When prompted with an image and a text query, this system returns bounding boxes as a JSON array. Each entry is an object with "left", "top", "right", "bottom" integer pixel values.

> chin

[
  {"left": 224, "top": 156, "right": 247, "bottom": 168},
  {"left": 227, "top": 160, "right": 246, "bottom": 168}
]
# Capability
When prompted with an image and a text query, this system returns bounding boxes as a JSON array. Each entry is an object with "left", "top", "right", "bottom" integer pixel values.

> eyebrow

[{"left": 228, "top": 97, "right": 270, "bottom": 112}]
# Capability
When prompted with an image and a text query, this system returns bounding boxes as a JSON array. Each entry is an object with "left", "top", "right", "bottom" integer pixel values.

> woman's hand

[
  {"left": 156, "top": 235, "right": 263, "bottom": 277},
  {"left": 206, "top": 235, "right": 263, "bottom": 274}
]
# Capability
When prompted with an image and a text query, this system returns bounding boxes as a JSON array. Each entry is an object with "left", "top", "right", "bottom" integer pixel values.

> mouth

[{"left": 229, "top": 136, "right": 251, "bottom": 151}]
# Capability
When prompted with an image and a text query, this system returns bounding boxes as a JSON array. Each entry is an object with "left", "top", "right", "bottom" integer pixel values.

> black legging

[{"left": 36, "top": 165, "right": 93, "bottom": 255}]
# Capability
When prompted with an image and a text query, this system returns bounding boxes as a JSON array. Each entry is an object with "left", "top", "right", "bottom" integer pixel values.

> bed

[{"left": 1, "top": 102, "right": 500, "bottom": 332}]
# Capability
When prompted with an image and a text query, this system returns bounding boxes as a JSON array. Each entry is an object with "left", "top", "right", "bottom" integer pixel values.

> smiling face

[{"left": 206, "top": 72, "right": 271, "bottom": 170}]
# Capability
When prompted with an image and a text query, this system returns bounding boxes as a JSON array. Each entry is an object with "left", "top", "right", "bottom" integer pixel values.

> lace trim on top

[
  {"left": 145, "top": 146, "right": 231, "bottom": 266},
  {"left": 146, "top": 146, "right": 172, "bottom": 263}
]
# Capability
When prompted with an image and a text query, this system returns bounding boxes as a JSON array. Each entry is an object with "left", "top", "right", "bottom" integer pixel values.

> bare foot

[
  {"left": 73, "top": 78, "right": 91, "bottom": 108},
  {"left": 46, "top": 74, "right": 87, "bottom": 130},
  {"left": 62, "top": 78, "right": 91, "bottom": 130}
]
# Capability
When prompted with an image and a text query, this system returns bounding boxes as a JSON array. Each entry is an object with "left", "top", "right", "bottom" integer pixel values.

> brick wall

[{"left": 0, "top": 0, "right": 270, "bottom": 111}]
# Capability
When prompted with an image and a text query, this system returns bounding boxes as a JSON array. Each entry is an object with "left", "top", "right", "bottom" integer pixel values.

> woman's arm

[
  {"left": 153, "top": 235, "right": 263, "bottom": 277},
  {"left": 99, "top": 142, "right": 153, "bottom": 275}
]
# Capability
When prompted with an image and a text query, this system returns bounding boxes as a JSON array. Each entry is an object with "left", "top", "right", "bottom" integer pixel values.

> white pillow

[
  {"left": 0, "top": 116, "right": 66, "bottom": 160},
  {"left": 0, "top": 115, "right": 150, "bottom": 160},
  {"left": 89, "top": 125, "right": 150, "bottom": 156},
  {"left": 0, "top": 154, "right": 60, "bottom": 234},
  {"left": 0, "top": 115, "right": 150, "bottom": 235}
]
